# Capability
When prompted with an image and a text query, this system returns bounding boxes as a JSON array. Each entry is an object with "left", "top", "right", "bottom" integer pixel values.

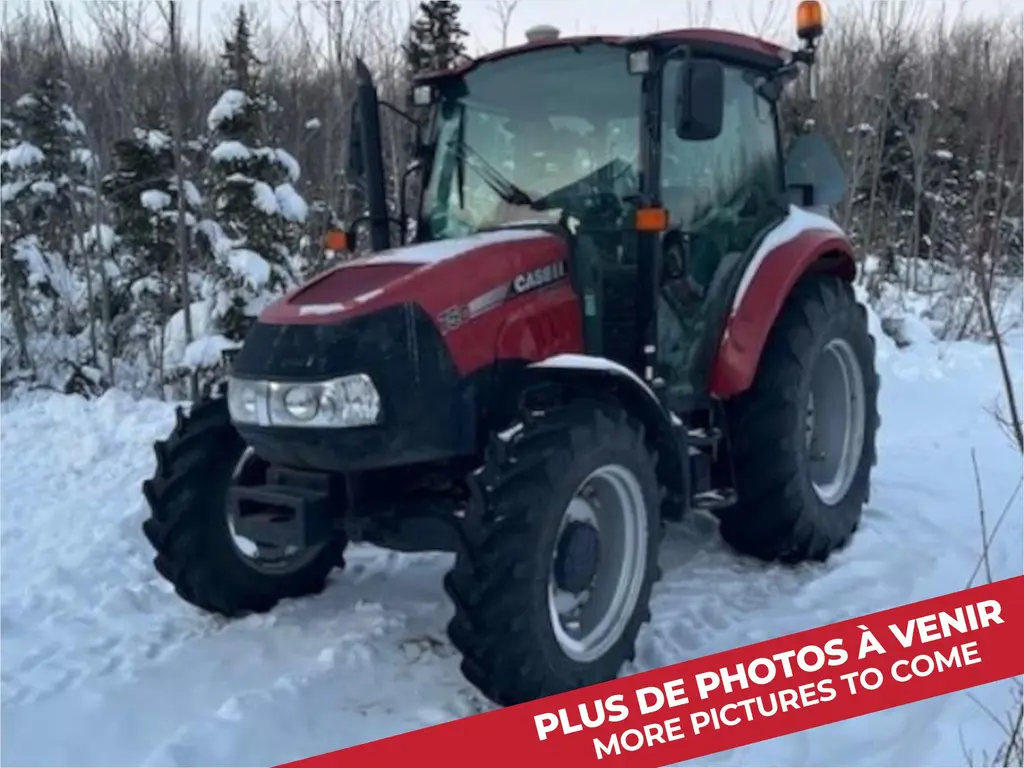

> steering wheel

[{"left": 579, "top": 192, "right": 626, "bottom": 224}]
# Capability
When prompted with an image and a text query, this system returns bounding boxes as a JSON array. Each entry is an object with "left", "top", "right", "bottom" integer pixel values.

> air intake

[{"left": 525, "top": 24, "right": 560, "bottom": 43}]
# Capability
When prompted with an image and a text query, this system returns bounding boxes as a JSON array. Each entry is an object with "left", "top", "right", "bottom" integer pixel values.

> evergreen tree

[
  {"left": 405, "top": 1, "right": 468, "bottom": 78},
  {"left": 199, "top": 5, "right": 309, "bottom": 346},
  {"left": 220, "top": 6, "right": 261, "bottom": 92},
  {"left": 0, "top": 114, "right": 33, "bottom": 374},
  {"left": 102, "top": 103, "right": 202, "bottom": 364},
  {"left": 0, "top": 73, "right": 93, "bottom": 349}
]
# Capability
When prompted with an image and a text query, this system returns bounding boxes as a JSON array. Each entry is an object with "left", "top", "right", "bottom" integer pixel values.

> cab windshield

[{"left": 420, "top": 44, "right": 642, "bottom": 241}]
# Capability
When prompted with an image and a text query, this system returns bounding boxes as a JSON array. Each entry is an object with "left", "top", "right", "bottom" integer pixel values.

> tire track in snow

[
  {"left": 138, "top": 606, "right": 486, "bottom": 767},
  {"left": 1, "top": 557, "right": 455, "bottom": 766}
]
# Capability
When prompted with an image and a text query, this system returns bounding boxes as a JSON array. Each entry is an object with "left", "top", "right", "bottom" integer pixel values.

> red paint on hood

[
  {"left": 259, "top": 228, "right": 567, "bottom": 328},
  {"left": 288, "top": 262, "right": 417, "bottom": 307}
]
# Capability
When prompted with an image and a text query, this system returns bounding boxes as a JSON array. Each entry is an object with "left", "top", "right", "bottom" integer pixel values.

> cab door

[{"left": 655, "top": 58, "right": 788, "bottom": 399}]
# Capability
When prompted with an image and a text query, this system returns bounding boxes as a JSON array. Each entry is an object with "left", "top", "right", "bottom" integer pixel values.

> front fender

[{"left": 527, "top": 354, "right": 688, "bottom": 520}]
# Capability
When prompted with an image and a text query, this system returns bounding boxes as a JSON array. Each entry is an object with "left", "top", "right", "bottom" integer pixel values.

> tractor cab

[
  {"left": 415, "top": 38, "right": 655, "bottom": 377},
  {"left": 345, "top": 1, "right": 844, "bottom": 406}
]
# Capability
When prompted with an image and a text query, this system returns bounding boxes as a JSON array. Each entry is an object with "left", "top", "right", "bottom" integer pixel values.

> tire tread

[
  {"left": 719, "top": 275, "right": 880, "bottom": 563},
  {"left": 445, "top": 400, "right": 662, "bottom": 706},
  {"left": 141, "top": 397, "right": 341, "bottom": 617}
]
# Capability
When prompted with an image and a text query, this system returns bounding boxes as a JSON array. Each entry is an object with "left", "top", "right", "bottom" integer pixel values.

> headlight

[
  {"left": 227, "top": 378, "right": 268, "bottom": 424},
  {"left": 227, "top": 374, "right": 382, "bottom": 428},
  {"left": 282, "top": 385, "right": 320, "bottom": 421},
  {"left": 314, "top": 374, "right": 381, "bottom": 427}
]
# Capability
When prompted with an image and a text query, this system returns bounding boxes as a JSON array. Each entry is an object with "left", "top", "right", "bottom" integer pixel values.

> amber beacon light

[{"left": 796, "top": 0, "right": 825, "bottom": 41}]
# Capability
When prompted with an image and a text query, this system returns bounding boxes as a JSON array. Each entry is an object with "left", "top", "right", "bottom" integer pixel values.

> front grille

[
  {"left": 232, "top": 305, "right": 412, "bottom": 380},
  {"left": 229, "top": 302, "right": 470, "bottom": 469}
]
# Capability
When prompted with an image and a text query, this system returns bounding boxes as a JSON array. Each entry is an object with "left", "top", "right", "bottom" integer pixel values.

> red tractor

[{"left": 142, "top": 2, "right": 879, "bottom": 707}]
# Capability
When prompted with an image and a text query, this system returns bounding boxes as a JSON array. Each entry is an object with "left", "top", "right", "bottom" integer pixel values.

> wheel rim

[
  {"left": 547, "top": 463, "right": 648, "bottom": 664},
  {"left": 226, "top": 448, "right": 325, "bottom": 575},
  {"left": 805, "top": 338, "right": 867, "bottom": 506}
]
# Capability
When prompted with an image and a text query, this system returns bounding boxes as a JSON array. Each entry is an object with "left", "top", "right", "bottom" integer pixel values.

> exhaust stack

[{"left": 353, "top": 58, "right": 390, "bottom": 253}]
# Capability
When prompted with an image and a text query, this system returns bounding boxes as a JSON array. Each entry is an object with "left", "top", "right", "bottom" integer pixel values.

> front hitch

[{"left": 228, "top": 470, "right": 337, "bottom": 550}]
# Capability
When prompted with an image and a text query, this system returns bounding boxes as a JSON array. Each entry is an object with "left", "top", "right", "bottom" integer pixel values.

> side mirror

[
  {"left": 785, "top": 130, "right": 846, "bottom": 207},
  {"left": 675, "top": 58, "right": 724, "bottom": 141},
  {"left": 347, "top": 105, "right": 365, "bottom": 178}
]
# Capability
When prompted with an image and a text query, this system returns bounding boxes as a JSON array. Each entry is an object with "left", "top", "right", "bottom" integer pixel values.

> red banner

[{"left": 278, "top": 575, "right": 1023, "bottom": 768}]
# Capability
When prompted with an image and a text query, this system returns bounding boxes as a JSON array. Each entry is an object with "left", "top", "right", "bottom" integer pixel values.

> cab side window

[
  {"left": 659, "top": 61, "right": 782, "bottom": 288},
  {"left": 656, "top": 59, "right": 784, "bottom": 395}
]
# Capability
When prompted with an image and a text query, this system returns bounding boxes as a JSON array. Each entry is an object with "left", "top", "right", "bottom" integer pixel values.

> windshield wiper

[{"left": 447, "top": 134, "right": 541, "bottom": 210}]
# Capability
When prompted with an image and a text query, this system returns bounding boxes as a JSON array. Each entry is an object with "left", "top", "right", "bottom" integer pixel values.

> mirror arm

[
  {"left": 398, "top": 161, "right": 423, "bottom": 246},
  {"left": 776, "top": 62, "right": 801, "bottom": 87},
  {"left": 398, "top": 172, "right": 408, "bottom": 246},
  {"left": 346, "top": 213, "right": 407, "bottom": 248},
  {"left": 381, "top": 99, "right": 431, "bottom": 161},
  {"left": 756, "top": 62, "right": 800, "bottom": 103},
  {"left": 379, "top": 100, "right": 421, "bottom": 129},
  {"left": 792, "top": 44, "right": 817, "bottom": 66}
]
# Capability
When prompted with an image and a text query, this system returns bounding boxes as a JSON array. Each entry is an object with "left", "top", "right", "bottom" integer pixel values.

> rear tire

[
  {"left": 141, "top": 397, "right": 343, "bottom": 617},
  {"left": 719, "top": 275, "right": 879, "bottom": 563},
  {"left": 445, "top": 401, "right": 662, "bottom": 706}
]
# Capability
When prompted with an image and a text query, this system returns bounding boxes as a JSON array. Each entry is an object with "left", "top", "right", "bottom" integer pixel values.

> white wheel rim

[
  {"left": 547, "top": 463, "right": 648, "bottom": 663},
  {"left": 806, "top": 338, "right": 867, "bottom": 506}
]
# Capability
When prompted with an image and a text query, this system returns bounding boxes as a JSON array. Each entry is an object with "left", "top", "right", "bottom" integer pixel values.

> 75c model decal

[{"left": 436, "top": 260, "right": 569, "bottom": 334}]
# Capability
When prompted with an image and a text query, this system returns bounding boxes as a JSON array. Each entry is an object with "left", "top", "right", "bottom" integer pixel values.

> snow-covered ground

[{"left": 2, "top": 317, "right": 1022, "bottom": 767}]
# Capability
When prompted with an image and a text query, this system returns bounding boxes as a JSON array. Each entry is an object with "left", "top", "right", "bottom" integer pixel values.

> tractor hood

[{"left": 259, "top": 227, "right": 567, "bottom": 326}]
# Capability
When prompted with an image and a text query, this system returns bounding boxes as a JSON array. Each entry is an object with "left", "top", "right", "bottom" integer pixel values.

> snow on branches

[
  {"left": 200, "top": 79, "right": 309, "bottom": 344},
  {"left": 102, "top": 120, "right": 203, "bottom": 379},
  {"left": 0, "top": 76, "right": 96, "bottom": 386}
]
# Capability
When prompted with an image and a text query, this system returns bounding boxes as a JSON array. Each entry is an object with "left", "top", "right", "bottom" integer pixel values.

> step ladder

[{"left": 674, "top": 419, "right": 739, "bottom": 513}]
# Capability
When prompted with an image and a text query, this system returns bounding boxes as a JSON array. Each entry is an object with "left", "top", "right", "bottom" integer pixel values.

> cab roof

[{"left": 415, "top": 28, "right": 792, "bottom": 83}]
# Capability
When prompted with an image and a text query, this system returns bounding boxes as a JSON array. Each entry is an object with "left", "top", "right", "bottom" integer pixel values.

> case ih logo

[
  {"left": 437, "top": 304, "right": 468, "bottom": 333},
  {"left": 512, "top": 260, "right": 567, "bottom": 295}
]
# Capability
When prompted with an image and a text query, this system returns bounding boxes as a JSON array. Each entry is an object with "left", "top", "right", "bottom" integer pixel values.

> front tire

[
  {"left": 720, "top": 275, "right": 880, "bottom": 563},
  {"left": 445, "top": 401, "right": 662, "bottom": 706},
  {"left": 141, "top": 397, "right": 343, "bottom": 617}
]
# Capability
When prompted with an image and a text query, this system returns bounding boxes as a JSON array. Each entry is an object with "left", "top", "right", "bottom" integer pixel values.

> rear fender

[
  {"left": 526, "top": 355, "right": 688, "bottom": 519},
  {"left": 710, "top": 218, "right": 856, "bottom": 399}
]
